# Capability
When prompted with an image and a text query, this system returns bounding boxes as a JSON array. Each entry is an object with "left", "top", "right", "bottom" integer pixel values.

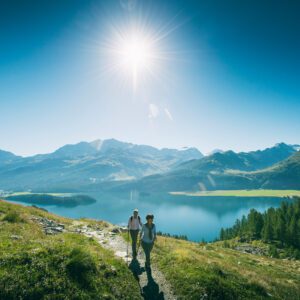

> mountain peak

[
  {"left": 274, "top": 142, "right": 290, "bottom": 148},
  {"left": 89, "top": 139, "right": 103, "bottom": 151},
  {"left": 51, "top": 141, "right": 98, "bottom": 158},
  {"left": 0, "top": 149, "right": 20, "bottom": 164}
]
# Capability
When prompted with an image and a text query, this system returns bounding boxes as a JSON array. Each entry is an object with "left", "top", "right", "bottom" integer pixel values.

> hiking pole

[
  {"left": 137, "top": 235, "right": 141, "bottom": 258},
  {"left": 127, "top": 228, "right": 130, "bottom": 266}
]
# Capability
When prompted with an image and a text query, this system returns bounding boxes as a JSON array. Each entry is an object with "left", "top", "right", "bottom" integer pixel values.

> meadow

[{"left": 170, "top": 189, "right": 300, "bottom": 198}]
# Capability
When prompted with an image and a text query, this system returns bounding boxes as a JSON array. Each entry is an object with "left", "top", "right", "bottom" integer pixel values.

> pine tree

[
  {"left": 288, "top": 215, "right": 298, "bottom": 247},
  {"left": 247, "top": 209, "right": 264, "bottom": 239},
  {"left": 219, "top": 197, "right": 300, "bottom": 251},
  {"left": 262, "top": 214, "right": 273, "bottom": 242},
  {"left": 274, "top": 212, "right": 286, "bottom": 245},
  {"left": 220, "top": 228, "right": 226, "bottom": 240}
]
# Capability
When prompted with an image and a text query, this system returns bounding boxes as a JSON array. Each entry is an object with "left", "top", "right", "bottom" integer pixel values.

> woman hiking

[{"left": 140, "top": 214, "right": 156, "bottom": 269}]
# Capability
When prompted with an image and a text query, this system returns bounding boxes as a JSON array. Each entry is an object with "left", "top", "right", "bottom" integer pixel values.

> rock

[
  {"left": 11, "top": 235, "right": 22, "bottom": 240},
  {"left": 111, "top": 227, "right": 121, "bottom": 234},
  {"left": 115, "top": 251, "right": 128, "bottom": 259},
  {"left": 234, "top": 245, "right": 267, "bottom": 256},
  {"left": 31, "top": 216, "right": 65, "bottom": 235},
  {"left": 119, "top": 226, "right": 128, "bottom": 233},
  {"left": 45, "top": 229, "right": 54, "bottom": 235},
  {"left": 104, "top": 266, "right": 118, "bottom": 278},
  {"left": 53, "top": 227, "right": 63, "bottom": 232}
]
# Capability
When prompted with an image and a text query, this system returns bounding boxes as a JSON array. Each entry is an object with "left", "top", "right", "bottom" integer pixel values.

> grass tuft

[
  {"left": 66, "top": 247, "right": 97, "bottom": 288},
  {"left": 3, "top": 210, "right": 24, "bottom": 223}
]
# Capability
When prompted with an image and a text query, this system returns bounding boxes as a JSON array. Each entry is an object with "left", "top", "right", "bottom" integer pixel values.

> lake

[{"left": 9, "top": 192, "right": 294, "bottom": 242}]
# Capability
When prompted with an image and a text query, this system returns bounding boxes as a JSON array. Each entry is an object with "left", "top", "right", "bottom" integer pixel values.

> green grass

[
  {"left": 170, "top": 189, "right": 300, "bottom": 197},
  {"left": 0, "top": 200, "right": 141, "bottom": 300},
  {"left": 2, "top": 199, "right": 300, "bottom": 300},
  {"left": 152, "top": 237, "right": 300, "bottom": 300}
]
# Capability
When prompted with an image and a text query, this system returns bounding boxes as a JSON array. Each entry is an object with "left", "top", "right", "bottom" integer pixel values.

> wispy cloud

[
  {"left": 148, "top": 103, "right": 159, "bottom": 119},
  {"left": 164, "top": 108, "right": 173, "bottom": 121}
]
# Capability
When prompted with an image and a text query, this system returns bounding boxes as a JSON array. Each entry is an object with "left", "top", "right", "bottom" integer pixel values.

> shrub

[
  {"left": 222, "top": 240, "right": 230, "bottom": 248},
  {"left": 3, "top": 211, "right": 24, "bottom": 223},
  {"left": 268, "top": 245, "right": 279, "bottom": 258},
  {"left": 66, "top": 248, "right": 97, "bottom": 288}
]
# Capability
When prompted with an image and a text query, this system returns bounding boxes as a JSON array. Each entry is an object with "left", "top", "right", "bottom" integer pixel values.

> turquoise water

[{"left": 9, "top": 192, "right": 292, "bottom": 242}]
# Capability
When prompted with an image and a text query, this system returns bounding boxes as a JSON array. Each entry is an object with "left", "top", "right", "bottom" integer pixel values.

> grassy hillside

[
  {"left": 252, "top": 151, "right": 300, "bottom": 189},
  {"left": 0, "top": 200, "right": 141, "bottom": 300},
  {"left": 1, "top": 200, "right": 300, "bottom": 299},
  {"left": 153, "top": 237, "right": 300, "bottom": 300}
]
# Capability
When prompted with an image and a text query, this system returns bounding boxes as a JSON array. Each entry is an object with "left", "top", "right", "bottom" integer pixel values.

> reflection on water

[{"left": 10, "top": 192, "right": 294, "bottom": 242}]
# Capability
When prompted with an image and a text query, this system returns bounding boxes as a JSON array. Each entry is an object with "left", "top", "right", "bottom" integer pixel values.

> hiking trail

[{"left": 75, "top": 222, "right": 176, "bottom": 300}]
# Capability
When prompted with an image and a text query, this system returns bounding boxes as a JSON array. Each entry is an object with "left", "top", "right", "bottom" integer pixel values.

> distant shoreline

[
  {"left": 3, "top": 193, "right": 96, "bottom": 207},
  {"left": 170, "top": 189, "right": 300, "bottom": 198}
]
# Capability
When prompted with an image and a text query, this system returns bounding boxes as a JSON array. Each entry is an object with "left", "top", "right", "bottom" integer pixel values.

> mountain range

[
  {"left": 0, "top": 139, "right": 203, "bottom": 191},
  {"left": 0, "top": 140, "right": 299, "bottom": 192},
  {"left": 108, "top": 143, "right": 300, "bottom": 193}
]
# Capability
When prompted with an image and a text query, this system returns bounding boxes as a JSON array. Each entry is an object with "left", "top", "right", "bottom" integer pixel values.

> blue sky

[{"left": 0, "top": 0, "right": 299, "bottom": 156}]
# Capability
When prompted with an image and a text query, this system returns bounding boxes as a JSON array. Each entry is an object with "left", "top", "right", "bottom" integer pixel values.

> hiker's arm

[
  {"left": 139, "top": 225, "right": 144, "bottom": 239},
  {"left": 153, "top": 225, "right": 157, "bottom": 242},
  {"left": 127, "top": 218, "right": 131, "bottom": 229}
]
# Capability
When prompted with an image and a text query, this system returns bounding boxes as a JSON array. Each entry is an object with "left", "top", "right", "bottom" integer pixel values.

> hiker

[
  {"left": 140, "top": 213, "right": 156, "bottom": 269},
  {"left": 128, "top": 208, "right": 143, "bottom": 259}
]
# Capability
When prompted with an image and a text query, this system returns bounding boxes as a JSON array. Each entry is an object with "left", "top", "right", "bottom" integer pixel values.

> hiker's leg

[
  {"left": 147, "top": 242, "right": 154, "bottom": 266},
  {"left": 132, "top": 230, "right": 139, "bottom": 257},
  {"left": 142, "top": 241, "right": 151, "bottom": 266},
  {"left": 130, "top": 230, "right": 134, "bottom": 255},
  {"left": 130, "top": 230, "right": 138, "bottom": 257}
]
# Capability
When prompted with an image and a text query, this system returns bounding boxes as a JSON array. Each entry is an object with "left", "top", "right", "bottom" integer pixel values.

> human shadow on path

[
  {"left": 142, "top": 267, "right": 164, "bottom": 300},
  {"left": 129, "top": 259, "right": 164, "bottom": 300},
  {"left": 129, "top": 258, "right": 144, "bottom": 281}
]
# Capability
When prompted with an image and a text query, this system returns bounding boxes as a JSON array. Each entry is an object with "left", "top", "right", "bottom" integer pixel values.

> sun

[
  {"left": 120, "top": 34, "right": 153, "bottom": 70},
  {"left": 114, "top": 29, "right": 157, "bottom": 91},
  {"left": 98, "top": 16, "right": 178, "bottom": 92}
]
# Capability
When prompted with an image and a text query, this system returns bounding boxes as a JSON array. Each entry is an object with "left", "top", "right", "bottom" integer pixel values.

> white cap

[{"left": 133, "top": 208, "right": 139, "bottom": 212}]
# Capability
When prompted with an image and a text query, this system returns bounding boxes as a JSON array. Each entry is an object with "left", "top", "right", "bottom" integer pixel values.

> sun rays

[{"left": 92, "top": 9, "right": 184, "bottom": 93}]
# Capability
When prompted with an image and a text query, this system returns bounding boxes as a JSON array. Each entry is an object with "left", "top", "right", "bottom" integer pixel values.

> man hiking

[
  {"left": 128, "top": 208, "right": 143, "bottom": 259},
  {"left": 140, "top": 213, "right": 156, "bottom": 269}
]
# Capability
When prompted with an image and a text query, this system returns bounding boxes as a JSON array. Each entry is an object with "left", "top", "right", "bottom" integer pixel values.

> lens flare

[
  {"left": 96, "top": 19, "right": 181, "bottom": 92},
  {"left": 92, "top": 6, "right": 185, "bottom": 93},
  {"left": 115, "top": 29, "right": 157, "bottom": 90}
]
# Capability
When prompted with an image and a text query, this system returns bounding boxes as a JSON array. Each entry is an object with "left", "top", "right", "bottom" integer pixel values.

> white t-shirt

[{"left": 128, "top": 216, "right": 142, "bottom": 230}]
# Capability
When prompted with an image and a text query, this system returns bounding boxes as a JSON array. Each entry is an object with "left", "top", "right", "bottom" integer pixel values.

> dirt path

[{"left": 78, "top": 224, "right": 176, "bottom": 300}]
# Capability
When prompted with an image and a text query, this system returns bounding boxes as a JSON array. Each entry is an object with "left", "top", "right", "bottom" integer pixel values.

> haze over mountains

[
  {"left": 0, "top": 140, "right": 299, "bottom": 192},
  {"left": 0, "top": 139, "right": 203, "bottom": 191},
  {"left": 117, "top": 143, "right": 300, "bottom": 193}
]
